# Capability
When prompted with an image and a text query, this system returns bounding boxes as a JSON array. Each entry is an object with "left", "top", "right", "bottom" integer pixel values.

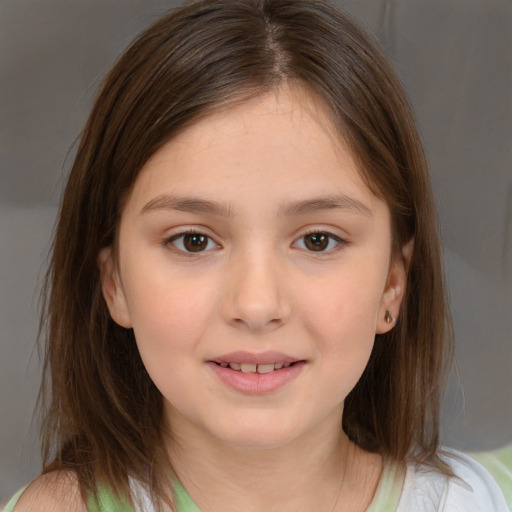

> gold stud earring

[{"left": 384, "top": 311, "right": 393, "bottom": 324}]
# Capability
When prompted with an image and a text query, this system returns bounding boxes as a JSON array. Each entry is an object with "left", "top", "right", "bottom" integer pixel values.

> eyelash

[
  {"left": 164, "top": 229, "right": 220, "bottom": 255},
  {"left": 293, "top": 230, "right": 346, "bottom": 254},
  {"left": 163, "top": 229, "right": 347, "bottom": 256}
]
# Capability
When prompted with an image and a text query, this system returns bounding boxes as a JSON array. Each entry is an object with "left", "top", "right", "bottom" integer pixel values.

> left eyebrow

[
  {"left": 279, "top": 195, "right": 372, "bottom": 217},
  {"left": 140, "top": 195, "right": 235, "bottom": 217}
]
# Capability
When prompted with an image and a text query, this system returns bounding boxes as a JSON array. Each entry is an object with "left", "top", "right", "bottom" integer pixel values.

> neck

[{"left": 166, "top": 408, "right": 382, "bottom": 512}]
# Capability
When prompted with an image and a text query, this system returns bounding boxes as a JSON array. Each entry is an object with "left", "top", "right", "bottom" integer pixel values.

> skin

[
  {"left": 16, "top": 86, "right": 410, "bottom": 511},
  {"left": 99, "top": 86, "right": 410, "bottom": 511},
  {"left": 13, "top": 472, "right": 86, "bottom": 512}
]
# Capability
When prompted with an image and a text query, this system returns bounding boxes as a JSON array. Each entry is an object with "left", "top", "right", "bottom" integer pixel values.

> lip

[{"left": 207, "top": 351, "right": 306, "bottom": 395}]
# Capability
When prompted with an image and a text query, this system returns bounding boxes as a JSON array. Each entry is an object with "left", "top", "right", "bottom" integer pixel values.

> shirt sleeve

[
  {"left": 1, "top": 486, "right": 28, "bottom": 512},
  {"left": 442, "top": 448, "right": 511, "bottom": 512},
  {"left": 470, "top": 445, "right": 512, "bottom": 511}
]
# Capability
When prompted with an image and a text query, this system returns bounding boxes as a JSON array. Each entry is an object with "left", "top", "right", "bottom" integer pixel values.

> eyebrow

[
  {"left": 140, "top": 194, "right": 372, "bottom": 218},
  {"left": 278, "top": 195, "right": 372, "bottom": 217},
  {"left": 141, "top": 195, "right": 235, "bottom": 217}
]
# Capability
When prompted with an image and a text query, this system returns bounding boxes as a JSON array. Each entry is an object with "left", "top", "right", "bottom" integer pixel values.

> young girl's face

[{"left": 101, "top": 86, "right": 406, "bottom": 451}]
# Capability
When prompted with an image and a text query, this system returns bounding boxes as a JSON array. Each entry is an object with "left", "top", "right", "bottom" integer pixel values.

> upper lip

[{"left": 208, "top": 351, "right": 303, "bottom": 365}]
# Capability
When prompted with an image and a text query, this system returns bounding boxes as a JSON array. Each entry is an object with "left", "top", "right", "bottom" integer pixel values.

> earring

[{"left": 384, "top": 310, "right": 393, "bottom": 324}]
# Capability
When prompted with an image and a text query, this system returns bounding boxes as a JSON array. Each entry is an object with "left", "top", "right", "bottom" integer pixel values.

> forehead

[{"left": 124, "top": 85, "right": 380, "bottom": 215}]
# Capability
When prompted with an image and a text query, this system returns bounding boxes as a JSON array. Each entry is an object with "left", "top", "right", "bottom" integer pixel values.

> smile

[{"left": 208, "top": 354, "right": 306, "bottom": 394}]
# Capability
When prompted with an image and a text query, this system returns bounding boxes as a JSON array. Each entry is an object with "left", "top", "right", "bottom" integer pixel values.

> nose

[{"left": 221, "top": 247, "right": 290, "bottom": 332}]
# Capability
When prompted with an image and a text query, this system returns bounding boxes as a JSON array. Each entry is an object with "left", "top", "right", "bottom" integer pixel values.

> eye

[
  {"left": 294, "top": 231, "right": 343, "bottom": 252},
  {"left": 166, "top": 231, "right": 219, "bottom": 253}
]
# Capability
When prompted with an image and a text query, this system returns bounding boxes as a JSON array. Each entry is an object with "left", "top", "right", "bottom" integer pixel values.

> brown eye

[
  {"left": 183, "top": 233, "right": 208, "bottom": 252},
  {"left": 168, "top": 232, "right": 219, "bottom": 253},
  {"left": 294, "top": 231, "right": 343, "bottom": 253},
  {"left": 303, "top": 233, "right": 330, "bottom": 251}
]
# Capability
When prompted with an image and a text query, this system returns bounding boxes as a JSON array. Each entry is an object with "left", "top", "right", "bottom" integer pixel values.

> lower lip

[{"left": 207, "top": 362, "right": 306, "bottom": 394}]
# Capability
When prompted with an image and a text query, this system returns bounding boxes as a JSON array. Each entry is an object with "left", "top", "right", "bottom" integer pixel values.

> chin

[{"left": 205, "top": 417, "right": 305, "bottom": 452}]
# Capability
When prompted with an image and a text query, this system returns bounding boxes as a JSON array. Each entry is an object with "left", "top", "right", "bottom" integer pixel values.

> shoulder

[
  {"left": 470, "top": 444, "right": 512, "bottom": 509},
  {"left": 397, "top": 448, "right": 511, "bottom": 512},
  {"left": 441, "top": 448, "right": 510, "bottom": 511},
  {"left": 10, "top": 471, "right": 86, "bottom": 512}
]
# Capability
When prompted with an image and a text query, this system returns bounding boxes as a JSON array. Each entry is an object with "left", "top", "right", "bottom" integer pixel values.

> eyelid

[
  {"left": 163, "top": 227, "right": 221, "bottom": 255},
  {"left": 292, "top": 228, "right": 348, "bottom": 253}
]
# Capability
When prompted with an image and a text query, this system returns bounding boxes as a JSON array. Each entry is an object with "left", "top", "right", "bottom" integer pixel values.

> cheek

[
  {"left": 125, "top": 279, "right": 217, "bottom": 411},
  {"left": 121, "top": 263, "right": 219, "bottom": 366},
  {"left": 299, "top": 262, "right": 386, "bottom": 359},
  {"left": 302, "top": 284, "right": 381, "bottom": 403}
]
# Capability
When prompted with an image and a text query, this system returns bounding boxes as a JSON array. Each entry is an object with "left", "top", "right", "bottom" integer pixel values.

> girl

[{"left": 5, "top": 0, "right": 511, "bottom": 510}]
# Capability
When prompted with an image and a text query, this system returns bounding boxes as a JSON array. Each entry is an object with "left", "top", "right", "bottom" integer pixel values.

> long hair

[{"left": 39, "top": 0, "right": 453, "bottom": 507}]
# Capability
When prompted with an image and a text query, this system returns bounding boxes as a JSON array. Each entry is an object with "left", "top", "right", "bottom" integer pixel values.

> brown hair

[{"left": 39, "top": 0, "right": 453, "bottom": 507}]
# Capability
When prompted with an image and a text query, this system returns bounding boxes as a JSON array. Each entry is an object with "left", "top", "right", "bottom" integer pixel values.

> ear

[
  {"left": 98, "top": 247, "right": 133, "bottom": 328},
  {"left": 376, "top": 238, "right": 414, "bottom": 334}
]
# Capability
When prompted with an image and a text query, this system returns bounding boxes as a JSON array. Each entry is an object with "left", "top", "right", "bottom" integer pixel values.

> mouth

[{"left": 207, "top": 353, "right": 306, "bottom": 394}]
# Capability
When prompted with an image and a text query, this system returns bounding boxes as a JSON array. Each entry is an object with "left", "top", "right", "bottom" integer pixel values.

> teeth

[
  {"left": 220, "top": 362, "right": 293, "bottom": 373},
  {"left": 257, "top": 364, "right": 275, "bottom": 374}
]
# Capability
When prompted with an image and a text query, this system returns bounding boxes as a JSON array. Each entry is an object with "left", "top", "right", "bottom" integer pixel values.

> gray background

[{"left": 1, "top": 0, "right": 511, "bottom": 503}]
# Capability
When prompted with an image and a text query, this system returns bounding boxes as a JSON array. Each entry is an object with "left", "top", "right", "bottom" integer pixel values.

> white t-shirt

[{"left": 395, "top": 449, "right": 509, "bottom": 511}]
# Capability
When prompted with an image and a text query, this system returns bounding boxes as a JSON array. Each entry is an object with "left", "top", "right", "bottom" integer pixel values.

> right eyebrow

[
  {"left": 278, "top": 195, "right": 372, "bottom": 218},
  {"left": 140, "top": 194, "right": 235, "bottom": 218}
]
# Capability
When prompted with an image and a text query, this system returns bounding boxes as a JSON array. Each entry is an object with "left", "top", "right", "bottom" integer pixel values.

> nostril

[
  {"left": 221, "top": 264, "right": 289, "bottom": 331},
  {"left": 229, "top": 314, "right": 284, "bottom": 332}
]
